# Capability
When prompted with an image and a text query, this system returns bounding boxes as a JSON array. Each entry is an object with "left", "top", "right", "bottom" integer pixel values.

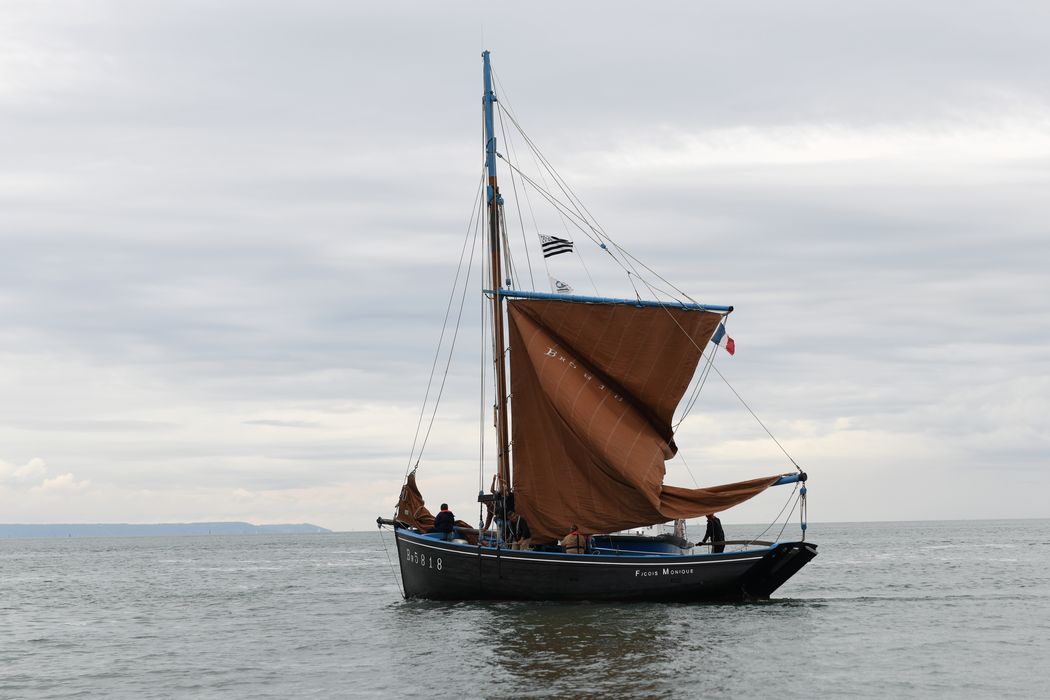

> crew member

[
  {"left": 431, "top": 503, "right": 455, "bottom": 540},
  {"left": 700, "top": 513, "right": 725, "bottom": 553},
  {"left": 560, "top": 524, "right": 589, "bottom": 554},
  {"left": 508, "top": 511, "right": 531, "bottom": 550}
]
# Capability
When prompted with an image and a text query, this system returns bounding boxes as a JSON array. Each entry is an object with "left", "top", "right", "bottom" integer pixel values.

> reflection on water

[
  {"left": 388, "top": 597, "right": 818, "bottom": 697},
  {"left": 485, "top": 603, "right": 715, "bottom": 697}
]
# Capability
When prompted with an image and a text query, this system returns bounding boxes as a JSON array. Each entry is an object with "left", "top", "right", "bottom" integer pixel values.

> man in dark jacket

[
  {"left": 700, "top": 513, "right": 726, "bottom": 553},
  {"left": 431, "top": 503, "right": 455, "bottom": 540},
  {"left": 508, "top": 511, "right": 531, "bottom": 550}
]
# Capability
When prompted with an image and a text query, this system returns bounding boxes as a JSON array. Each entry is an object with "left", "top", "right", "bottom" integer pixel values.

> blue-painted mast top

[{"left": 482, "top": 51, "right": 502, "bottom": 206}]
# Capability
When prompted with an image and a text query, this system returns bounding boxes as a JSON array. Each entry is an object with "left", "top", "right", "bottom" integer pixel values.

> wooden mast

[{"left": 482, "top": 51, "right": 511, "bottom": 492}]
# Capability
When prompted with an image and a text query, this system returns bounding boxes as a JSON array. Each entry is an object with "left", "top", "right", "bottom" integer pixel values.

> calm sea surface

[{"left": 2, "top": 519, "right": 1048, "bottom": 698}]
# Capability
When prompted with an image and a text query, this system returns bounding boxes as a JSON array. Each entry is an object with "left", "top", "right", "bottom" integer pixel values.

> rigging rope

[
  {"left": 496, "top": 101, "right": 711, "bottom": 310},
  {"left": 472, "top": 72, "right": 808, "bottom": 540},
  {"left": 494, "top": 148, "right": 694, "bottom": 308},
  {"left": 494, "top": 116, "right": 807, "bottom": 479},
  {"left": 632, "top": 271, "right": 804, "bottom": 473},
  {"left": 492, "top": 74, "right": 600, "bottom": 295},
  {"left": 773, "top": 492, "right": 802, "bottom": 544},
  {"left": 743, "top": 481, "right": 799, "bottom": 548},
  {"left": 376, "top": 525, "right": 405, "bottom": 598},
  {"left": 405, "top": 170, "right": 486, "bottom": 475},
  {"left": 495, "top": 100, "right": 536, "bottom": 290}
]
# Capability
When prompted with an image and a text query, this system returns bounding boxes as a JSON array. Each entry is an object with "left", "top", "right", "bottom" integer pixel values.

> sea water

[{"left": 1, "top": 520, "right": 1048, "bottom": 698}]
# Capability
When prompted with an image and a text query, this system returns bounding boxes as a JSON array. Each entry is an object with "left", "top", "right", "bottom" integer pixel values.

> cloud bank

[{"left": 1, "top": 2, "right": 1047, "bottom": 529}]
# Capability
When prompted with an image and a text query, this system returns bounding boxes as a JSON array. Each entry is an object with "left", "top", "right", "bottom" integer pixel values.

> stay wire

[
  {"left": 494, "top": 150, "right": 647, "bottom": 295},
  {"left": 417, "top": 222, "right": 482, "bottom": 460},
  {"left": 774, "top": 492, "right": 802, "bottom": 544},
  {"left": 497, "top": 126, "right": 801, "bottom": 471},
  {"left": 376, "top": 525, "right": 405, "bottom": 598},
  {"left": 404, "top": 168, "right": 486, "bottom": 476},
  {"left": 675, "top": 342, "right": 719, "bottom": 432},
  {"left": 635, "top": 270, "right": 802, "bottom": 471},
  {"left": 744, "top": 481, "right": 799, "bottom": 548},
  {"left": 493, "top": 103, "right": 636, "bottom": 273},
  {"left": 502, "top": 112, "right": 696, "bottom": 311},
  {"left": 412, "top": 175, "right": 485, "bottom": 467},
  {"left": 496, "top": 101, "right": 536, "bottom": 290},
  {"left": 495, "top": 148, "right": 681, "bottom": 304},
  {"left": 494, "top": 90, "right": 714, "bottom": 313},
  {"left": 705, "top": 358, "right": 803, "bottom": 472},
  {"left": 674, "top": 315, "right": 729, "bottom": 431},
  {"left": 494, "top": 154, "right": 606, "bottom": 246},
  {"left": 491, "top": 79, "right": 599, "bottom": 294},
  {"left": 493, "top": 72, "right": 805, "bottom": 496},
  {"left": 491, "top": 75, "right": 565, "bottom": 261}
]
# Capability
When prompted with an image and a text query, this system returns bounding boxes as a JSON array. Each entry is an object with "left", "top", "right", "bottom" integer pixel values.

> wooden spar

[{"left": 483, "top": 50, "right": 511, "bottom": 492}]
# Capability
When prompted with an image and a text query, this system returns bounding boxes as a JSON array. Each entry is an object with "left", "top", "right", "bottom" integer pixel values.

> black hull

[{"left": 394, "top": 529, "right": 816, "bottom": 602}]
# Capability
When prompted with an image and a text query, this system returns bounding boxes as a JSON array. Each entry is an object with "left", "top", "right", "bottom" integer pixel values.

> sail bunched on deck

[
  {"left": 507, "top": 298, "right": 780, "bottom": 542},
  {"left": 395, "top": 472, "right": 478, "bottom": 544}
]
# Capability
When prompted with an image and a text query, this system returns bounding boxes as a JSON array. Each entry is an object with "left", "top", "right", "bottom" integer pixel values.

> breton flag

[
  {"left": 711, "top": 322, "right": 736, "bottom": 356},
  {"left": 550, "top": 277, "right": 574, "bottom": 294},
  {"left": 540, "top": 235, "right": 574, "bottom": 258}
]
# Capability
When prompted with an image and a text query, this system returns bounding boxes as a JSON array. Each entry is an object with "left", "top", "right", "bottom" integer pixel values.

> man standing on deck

[
  {"left": 700, "top": 513, "right": 726, "bottom": 553},
  {"left": 432, "top": 503, "right": 455, "bottom": 540}
]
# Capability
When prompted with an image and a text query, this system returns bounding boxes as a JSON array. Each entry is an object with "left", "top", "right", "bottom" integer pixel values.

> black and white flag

[{"left": 539, "top": 235, "right": 574, "bottom": 258}]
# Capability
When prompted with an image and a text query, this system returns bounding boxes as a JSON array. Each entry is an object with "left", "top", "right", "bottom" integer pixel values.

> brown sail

[
  {"left": 507, "top": 298, "right": 781, "bottom": 542},
  {"left": 395, "top": 472, "right": 478, "bottom": 544},
  {"left": 395, "top": 472, "right": 435, "bottom": 531}
]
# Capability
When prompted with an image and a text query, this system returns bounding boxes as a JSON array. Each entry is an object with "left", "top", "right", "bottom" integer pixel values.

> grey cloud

[{"left": 1, "top": 1, "right": 1047, "bottom": 527}]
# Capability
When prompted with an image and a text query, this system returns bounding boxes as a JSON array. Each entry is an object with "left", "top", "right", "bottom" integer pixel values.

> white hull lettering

[{"left": 635, "top": 567, "right": 695, "bottom": 577}]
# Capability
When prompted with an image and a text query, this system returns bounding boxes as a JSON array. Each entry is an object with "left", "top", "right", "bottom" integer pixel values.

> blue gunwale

[{"left": 397, "top": 527, "right": 777, "bottom": 561}]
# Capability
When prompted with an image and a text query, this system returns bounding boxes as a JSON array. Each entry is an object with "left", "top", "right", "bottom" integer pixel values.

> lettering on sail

[{"left": 543, "top": 347, "right": 624, "bottom": 402}]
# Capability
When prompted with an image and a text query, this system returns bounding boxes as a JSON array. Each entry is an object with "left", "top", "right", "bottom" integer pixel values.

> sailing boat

[{"left": 377, "top": 51, "right": 817, "bottom": 602}]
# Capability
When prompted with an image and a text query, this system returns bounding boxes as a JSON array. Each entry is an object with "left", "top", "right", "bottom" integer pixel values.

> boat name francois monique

[{"left": 635, "top": 567, "right": 695, "bottom": 577}]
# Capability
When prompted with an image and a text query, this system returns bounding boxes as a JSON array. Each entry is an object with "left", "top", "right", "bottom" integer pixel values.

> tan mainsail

[{"left": 507, "top": 298, "right": 780, "bottom": 542}]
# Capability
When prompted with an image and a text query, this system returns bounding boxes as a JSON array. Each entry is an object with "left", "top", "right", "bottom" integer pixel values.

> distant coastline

[{"left": 0, "top": 522, "right": 332, "bottom": 539}]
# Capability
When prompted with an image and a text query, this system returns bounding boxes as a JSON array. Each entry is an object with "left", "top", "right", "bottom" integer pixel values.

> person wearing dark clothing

[
  {"left": 700, "top": 513, "right": 725, "bottom": 553},
  {"left": 495, "top": 493, "right": 516, "bottom": 542},
  {"left": 508, "top": 511, "right": 531, "bottom": 550},
  {"left": 431, "top": 503, "right": 455, "bottom": 540}
]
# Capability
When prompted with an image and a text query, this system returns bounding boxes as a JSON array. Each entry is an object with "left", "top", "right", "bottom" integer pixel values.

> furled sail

[
  {"left": 395, "top": 472, "right": 435, "bottom": 532},
  {"left": 395, "top": 472, "right": 478, "bottom": 544},
  {"left": 507, "top": 298, "right": 781, "bottom": 542}
]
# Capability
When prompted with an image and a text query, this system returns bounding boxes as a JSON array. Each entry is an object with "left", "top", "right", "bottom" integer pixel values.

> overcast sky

[{"left": 1, "top": 1, "right": 1047, "bottom": 531}]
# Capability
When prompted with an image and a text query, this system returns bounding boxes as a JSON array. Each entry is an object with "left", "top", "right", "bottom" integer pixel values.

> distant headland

[{"left": 0, "top": 522, "right": 333, "bottom": 539}]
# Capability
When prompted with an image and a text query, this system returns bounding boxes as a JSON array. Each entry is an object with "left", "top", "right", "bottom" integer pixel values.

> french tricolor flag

[{"left": 711, "top": 322, "right": 735, "bottom": 356}]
